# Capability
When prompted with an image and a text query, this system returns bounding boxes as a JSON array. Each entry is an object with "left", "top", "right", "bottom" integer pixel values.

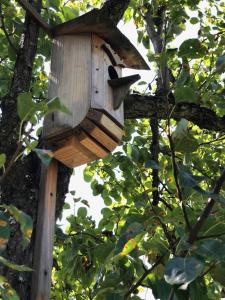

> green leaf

[
  {"left": 77, "top": 207, "right": 87, "bottom": 218},
  {"left": 17, "top": 92, "right": 33, "bottom": 121},
  {"left": 83, "top": 168, "right": 94, "bottom": 182},
  {"left": 63, "top": 202, "right": 70, "bottom": 209},
  {"left": 115, "top": 222, "right": 143, "bottom": 255},
  {"left": 216, "top": 55, "right": 225, "bottom": 73},
  {"left": 0, "top": 256, "right": 32, "bottom": 272},
  {"left": 196, "top": 239, "right": 225, "bottom": 262},
  {"left": 178, "top": 39, "right": 207, "bottom": 59},
  {"left": 190, "top": 17, "right": 199, "bottom": 24},
  {"left": 0, "top": 275, "right": 20, "bottom": 300},
  {"left": 120, "top": 238, "right": 137, "bottom": 256},
  {"left": 176, "top": 70, "right": 190, "bottom": 86},
  {"left": 172, "top": 120, "right": 198, "bottom": 153},
  {"left": 0, "top": 154, "right": 6, "bottom": 168},
  {"left": 0, "top": 212, "right": 10, "bottom": 253},
  {"left": 178, "top": 170, "right": 198, "bottom": 188},
  {"left": 211, "top": 263, "right": 225, "bottom": 285},
  {"left": 0, "top": 205, "right": 33, "bottom": 248},
  {"left": 145, "top": 160, "right": 159, "bottom": 169},
  {"left": 174, "top": 86, "right": 198, "bottom": 103},
  {"left": 34, "top": 148, "right": 54, "bottom": 166},
  {"left": 47, "top": 97, "right": 71, "bottom": 115},
  {"left": 164, "top": 257, "right": 204, "bottom": 285}
]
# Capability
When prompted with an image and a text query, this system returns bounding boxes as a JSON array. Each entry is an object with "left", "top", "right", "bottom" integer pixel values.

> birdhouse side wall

[
  {"left": 43, "top": 34, "right": 92, "bottom": 139},
  {"left": 91, "top": 35, "right": 124, "bottom": 126}
]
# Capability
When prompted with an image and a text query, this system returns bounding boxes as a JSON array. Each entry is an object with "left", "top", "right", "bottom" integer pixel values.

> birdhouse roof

[{"left": 52, "top": 9, "right": 150, "bottom": 70}]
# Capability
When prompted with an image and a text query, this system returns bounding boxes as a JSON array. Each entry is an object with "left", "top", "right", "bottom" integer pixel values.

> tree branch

[
  {"left": 150, "top": 115, "right": 160, "bottom": 206},
  {"left": 124, "top": 254, "right": 166, "bottom": 298},
  {"left": 16, "top": 0, "right": 52, "bottom": 36},
  {"left": 124, "top": 94, "right": 225, "bottom": 132},
  {"left": 187, "top": 168, "right": 225, "bottom": 245},
  {"left": 100, "top": 0, "right": 131, "bottom": 25}
]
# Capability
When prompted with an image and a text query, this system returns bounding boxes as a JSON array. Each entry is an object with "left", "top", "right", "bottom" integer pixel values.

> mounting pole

[{"left": 31, "top": 160, "right": 58, "bottom": 300}]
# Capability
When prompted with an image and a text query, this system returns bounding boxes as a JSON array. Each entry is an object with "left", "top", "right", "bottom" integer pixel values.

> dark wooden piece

[{"left": 108, "top": 74, "right": 140, "bottom": 109}]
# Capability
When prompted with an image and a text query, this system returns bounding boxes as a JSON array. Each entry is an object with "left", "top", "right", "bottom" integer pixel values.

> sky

[{"left": 56, "top": 10, "right": 202, "bottom": 299}]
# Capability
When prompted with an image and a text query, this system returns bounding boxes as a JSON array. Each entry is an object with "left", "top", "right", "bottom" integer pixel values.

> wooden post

[{"left": 31, "top": 160, "right": 58, "bottom": 300}]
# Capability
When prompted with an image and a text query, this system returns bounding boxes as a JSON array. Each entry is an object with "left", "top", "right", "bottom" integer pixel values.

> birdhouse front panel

[
  {"left": 91, "top": 35, "right": 124, "bottom": 126},
  {"left": 43, "top": 34, "right": 92, "bottom": 139}
]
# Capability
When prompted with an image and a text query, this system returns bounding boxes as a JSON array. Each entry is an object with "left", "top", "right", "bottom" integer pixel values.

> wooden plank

[
  {"left": 43, "top": 34, "right": 92, "bottom": 139},
  {"left": 87, "top": 110, "right": 124, "bottom": 142},
  {"left": 78, "top": 131, "right": 109, "bottom": 159},
  {"left": 91, "top": 34, "right": 124, "bottom": 125},
  {"left": 80, "top": 118, "right": 118, "bottom": 151},
  {"left": 54, "top": 136, "right": 97, "bottom": 168},
  {"left": 31, "top": 160, "right": 58, "bottom": 300},
  {"left": 16, "top": 0, "right": 52, "bottom": 36}
]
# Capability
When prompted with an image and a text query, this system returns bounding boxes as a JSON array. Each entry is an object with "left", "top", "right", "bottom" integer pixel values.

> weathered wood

[
  {"left": 108, "top": 74, "right": 140, "bottom": 109},
  {"left": 78, "top": 131, "right": 109, "bottom": 158},
  {"left": 16, "top": 0, "right": 52, "bottom": 36},
  {"left": 54, "top": 135, "right": 97, "bottom": 168},
  {"left": 80, "top": 118, "right": 118, "bottom": 151},
  {"left": 91, "top": 35, "right": 124, "bottom": 125},
  {"left": 31, "top": 160, "right": 58, "bottom": 300},
  {"left": 52, "top": 9, "right": 149, "bottom": 70},
  {"left": 87, "top": 110, "right": 124, "bottom": 142},
  {"left": 43, "top": 34, "right": 92, "bottom": 139}
]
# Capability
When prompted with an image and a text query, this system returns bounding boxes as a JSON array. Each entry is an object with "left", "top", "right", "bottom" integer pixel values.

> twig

[
  {"left": 0, "top": 3, "right": 17, "bottom": 52},
  {"left": 159, "top": 197, "right": 173, "bottom": 211},
  {"left": 0, "top": 141, "right": 23, "bottom": 184},
  {"left": 187, "top": 168, "right": 225, "bottom": 244},
  {"left": 150, "top": 114, "right": 160, "bottom": 206},
  {"left": 199, "top": 134, "right": 225, "bottom": 146},
  {"left": 167, "top": 288, "right": 175, "bottom": 300},
  {"left": 197, "top": 232, "right": 225, "bottom": 240},
  {"left": 124, "top": 254, "right": 166, "bottom": 299},
  {"left": 200, "top": 262, "right": 217, "bottom": 279}
]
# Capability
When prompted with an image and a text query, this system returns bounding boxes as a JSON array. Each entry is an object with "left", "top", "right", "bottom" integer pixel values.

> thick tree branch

[
  {"left": 124, "top": 94, "right": 225, "bottom": 132},
  {"left": 100, "top": 0, "right": 131, "bottom": 24}
]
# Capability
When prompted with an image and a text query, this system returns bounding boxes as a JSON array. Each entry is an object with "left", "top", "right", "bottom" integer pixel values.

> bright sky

[{"left": 58, "top": 6, "right": 202, "bottom": 300}]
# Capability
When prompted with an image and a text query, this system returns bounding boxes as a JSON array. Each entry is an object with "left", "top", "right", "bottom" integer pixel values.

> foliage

[
  {"left": 1, "top": 0, "right": 225, "bottom": 299},
  {"left": 51, "top": 0, "right": 225, "bottom": 299}
]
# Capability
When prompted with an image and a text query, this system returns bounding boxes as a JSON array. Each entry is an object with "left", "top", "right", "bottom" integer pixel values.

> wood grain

[
  {"left": 78, "top": 131, "right": 109, "bottom": 158},
  {"left": 91, "top": 34, "right": 124, "bottom": 126},
  {"left": 87, "top": 110, "right": 124, "bottom": 141},
  {"left": 31, "top": 160, "right": 58, "bottom": 300},
  {"left": 43, "top": 34, "right": 92, "bottom": 139},
  {"left": 80, "top": 118, "right": 118, "bottom": 151},
  {"left": 54, "top": 135, "right": 97, "bottom": 168}
]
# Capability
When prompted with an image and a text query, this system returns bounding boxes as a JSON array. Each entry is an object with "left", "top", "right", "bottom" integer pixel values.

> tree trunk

[{"left": 0, "top": 1, "right": 71, "bottom": 298}]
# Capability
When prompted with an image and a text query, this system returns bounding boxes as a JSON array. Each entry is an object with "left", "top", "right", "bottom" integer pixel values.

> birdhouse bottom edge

[{"left": 44, "top": 109, "right": 124, "bottom": 168}]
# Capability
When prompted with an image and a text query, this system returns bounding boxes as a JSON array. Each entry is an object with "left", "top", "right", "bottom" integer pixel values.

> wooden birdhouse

[{"left": 43, "top": 9, "right": 149, "bottom": 168}]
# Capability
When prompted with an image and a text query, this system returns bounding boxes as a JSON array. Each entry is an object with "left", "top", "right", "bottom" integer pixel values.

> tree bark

[{"left": 124, "top": 94, "right": 225, "bottom": 131}]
